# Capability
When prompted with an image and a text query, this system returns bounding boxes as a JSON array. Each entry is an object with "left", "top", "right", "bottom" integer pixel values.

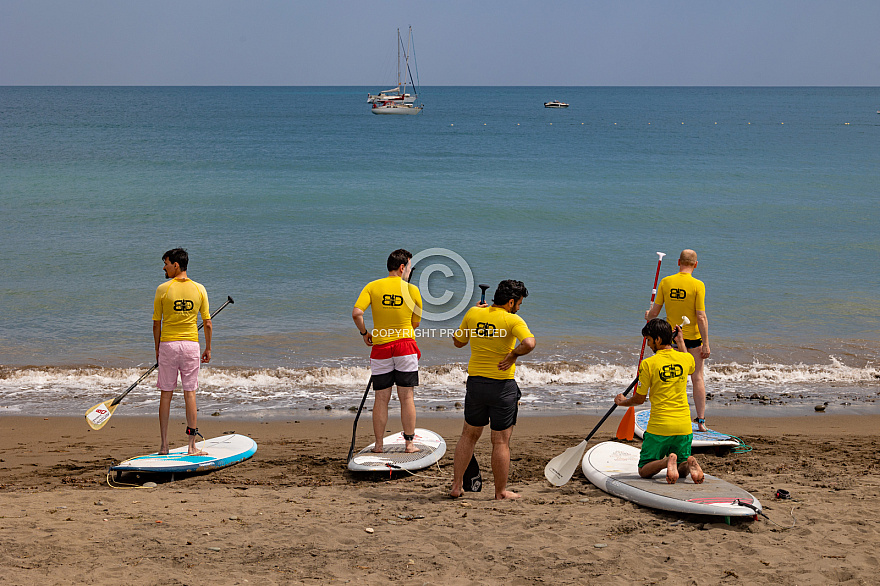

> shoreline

[{"left": 2, "top": 414, "right": 879, "bottom": 584}]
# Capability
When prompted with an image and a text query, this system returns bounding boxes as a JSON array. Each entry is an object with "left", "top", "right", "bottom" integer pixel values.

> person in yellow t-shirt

[
  {"left": 152, "top": 248, "right": 211, "bottom": 456},
  {"left": 449, "top": 280, "right": 536, "bottom": 500},
  {"left": 616, "top": 318, "right": 704, "bottom": 485},
  {"left": 646, "top": 249, "right": 711, "bottom": 431},
  {"left": 352, "top": 249, "right": 423, "bottom": 454}
]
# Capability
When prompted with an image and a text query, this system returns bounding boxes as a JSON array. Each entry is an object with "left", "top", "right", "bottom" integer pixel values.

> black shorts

[
  {"left": 464, "top": 376, "right": 521, "bottom": 431},
  {"left": 683, "top": 338, "right": 702, "bottom": 349},
  {"left": 372, "top": 369, "right": 419, "bottom": 391}
]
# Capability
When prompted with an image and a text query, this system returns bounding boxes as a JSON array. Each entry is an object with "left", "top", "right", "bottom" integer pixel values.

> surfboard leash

[
  {"left": 728, "top": 435, "right": 753, "bottom": 454},
  {"left": 733, "top": 499, "right": 797, "bottom": 529}
]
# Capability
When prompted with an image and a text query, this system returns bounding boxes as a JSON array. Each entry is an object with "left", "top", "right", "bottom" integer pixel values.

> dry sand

[{"left": 1, "top": 413, "right": 878, "bottom": 585}]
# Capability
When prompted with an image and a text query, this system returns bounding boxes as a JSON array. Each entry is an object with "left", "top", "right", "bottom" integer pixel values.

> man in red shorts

[{"left": 352, "top": 249, "right": 423, "bottom": 454}]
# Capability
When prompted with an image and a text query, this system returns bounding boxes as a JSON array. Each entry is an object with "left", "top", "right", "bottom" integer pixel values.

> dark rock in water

[
  {"left": 324, "top": 405, "right": 332, "bottom": 410},
  {"left": 435, "top": 405, "right": 446, "bottom": 411},
  {"left": 349, "top": 406, "right": 358, "bottom": 411},
  {"left": 454, "top": 402, "right": 463, "bottom": 409},
  {"left": 815, "top": 405, "right": 826, "bottom": 412},
  {"left": 211, "top": 411, "right": 221, "bottom": 417},
  {"left": 749, "top": 393, "right": 761, "bottom": 400}
]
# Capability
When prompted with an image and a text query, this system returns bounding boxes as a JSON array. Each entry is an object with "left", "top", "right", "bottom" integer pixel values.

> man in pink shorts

[{"left": 153, "top": 248, "right": 212, "bottom": 455}]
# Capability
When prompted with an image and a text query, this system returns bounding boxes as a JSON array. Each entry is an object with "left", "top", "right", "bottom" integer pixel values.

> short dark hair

[
  {"left": 642, "top": 318, "right": 673, "bottom": 345},
  {"left": 163, "top": 248, "right": 189, "bottom": 271},
  {"left": 493, "top": 280, "right": 529, "bottom": 306},
  {"left": 387, "top": 249, "right": 412, "bottom": 272}
]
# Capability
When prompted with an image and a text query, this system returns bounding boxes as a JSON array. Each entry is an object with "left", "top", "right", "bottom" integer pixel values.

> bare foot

[
  {"left": 404, "top": 442, "right": 420, "bottom": 454},
  {"left": 695, "top": 418, "right": 708, "bottom": 432},
  {"left": 495, "top": 490, "right": 521, "bottom": 500},
  {"left": 158, "top": 449, "right": 169, "bottom": 456},
  {"left": 371, "top": 445, "right": 383, "bottom": 454},
  {"left": 687, "top": 456, "right": 704, "bottom": 484},
  {"left": 449, "top": 487, "right": 463, "bottom": 499},
  {"left": 666, "top": 454, "right": 679, "bottom": 484},
  {"left": 188, "top": 448, "right": 209, "bottom": 456}
]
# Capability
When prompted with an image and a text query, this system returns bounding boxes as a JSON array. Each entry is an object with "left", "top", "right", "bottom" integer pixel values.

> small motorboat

[{"left": 544, "top": 100, "right": 569, "bottom": 108}]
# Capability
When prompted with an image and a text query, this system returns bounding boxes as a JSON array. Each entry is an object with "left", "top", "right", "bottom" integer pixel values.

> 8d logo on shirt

[
  {"left": 173, "top": 300, "right": 194, "bottom": 312},
  {"left": 659, "top": 364, "right": 684, "bottom": 382},
  {"left": 475, "top": 322, "right": 499, "bottom": 337},
  {"left": 669, "top": 288, "right": 687, "bottom": 300},
  {"left": 382, "top": 294, "right": 404, "bottom": 307}
]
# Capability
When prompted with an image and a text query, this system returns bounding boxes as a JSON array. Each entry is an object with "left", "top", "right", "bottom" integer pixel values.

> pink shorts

[{"left": 157, "top": 341, "right": 201, "bottom": 392}]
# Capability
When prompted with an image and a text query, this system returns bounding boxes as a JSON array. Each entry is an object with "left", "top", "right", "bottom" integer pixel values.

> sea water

[{"left": 1, "top": 86, "right": 878, "bottom": 417}]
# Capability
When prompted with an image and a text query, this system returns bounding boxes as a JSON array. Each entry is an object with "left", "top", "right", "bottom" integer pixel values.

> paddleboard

[
  {"left": 348, "top": 428, "right": 446, "bottom": 472},
  {"left": 110, "top": 434, "right": 257, "bottom": 475},
  {"left": 582, "top": 442, "right": 760, "bottom": 517},
  {"left": 634, "top": 409, "right": 740, "bottom": 448}
]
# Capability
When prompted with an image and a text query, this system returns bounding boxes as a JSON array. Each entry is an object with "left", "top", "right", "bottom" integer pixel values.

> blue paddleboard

[{"left": 110, "top": 434, "right": 257, "bottom": 474}]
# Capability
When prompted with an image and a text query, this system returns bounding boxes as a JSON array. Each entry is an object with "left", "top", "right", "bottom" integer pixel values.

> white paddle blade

[
  {"left": 85, "top": 401, "right": 116, "bottom": 430},
  {"left": 544, "top": 440, "right": 587, "bottom": 486},
  {"left": 681, "top": 316, "right": 690, "bottom": 326}
]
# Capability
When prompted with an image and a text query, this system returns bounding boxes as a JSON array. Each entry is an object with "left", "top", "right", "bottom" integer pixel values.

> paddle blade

[
  {"left": 463, "top": 454, "right": 482, "bottom": 492},
  {"left": 544, "top": 440, "right": 587, "bottom": 486},
  {"left": 85, "top": 401, "right": 117, "bottom": 430},
  {"left": 616, "top": 406, "right": 636, "bottom": 441}
]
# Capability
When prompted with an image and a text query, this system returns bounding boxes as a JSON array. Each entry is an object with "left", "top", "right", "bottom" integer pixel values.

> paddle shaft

[
  {"left": 635, "top": 252, "right": 666, "bottom": 390},
  {"left": 109, "top": 295, "right": 234, "bottom": 407},
  {"left": 579, "top": 376, "right": 638, "bottom": 444}
]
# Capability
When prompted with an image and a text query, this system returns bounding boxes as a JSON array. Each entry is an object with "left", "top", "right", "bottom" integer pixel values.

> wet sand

[{"left": 1, "top": 413, "right": 878, "bottom": 585}]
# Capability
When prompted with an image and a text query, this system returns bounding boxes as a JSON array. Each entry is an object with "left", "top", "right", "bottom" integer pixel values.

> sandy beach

[{"left": 1, "top": 413, "right": 878, "bottom": 585}]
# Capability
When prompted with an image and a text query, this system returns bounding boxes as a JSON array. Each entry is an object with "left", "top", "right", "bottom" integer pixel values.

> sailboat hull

[{"left": 371, "top": 104, "right": 423, "bottom": 115}]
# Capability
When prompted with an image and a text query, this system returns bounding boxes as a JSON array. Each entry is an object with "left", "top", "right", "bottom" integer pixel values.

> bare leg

[
  {"left": 396, "top": 386, "right": 419, "bottom": 453},
  {"left": 183, "top": 390, "right": 207, "bottom": 456},
  {"left": 450, "top": 423, "right": 482, "bottom": 498},
  {"left": 689, "top": 347, "right": 707, "bottom": 431},
  {"left": 491, "top": 427, "right": 520, "bottom": 500},
  {"left": 371, "top": 387, "right": 392, "bottom": 453},
  {"left": 685, "top": 456, "right": 704, "bottom": 483},
  {"left": 159, "top": 390, "right": 173, "bottom": 455}
]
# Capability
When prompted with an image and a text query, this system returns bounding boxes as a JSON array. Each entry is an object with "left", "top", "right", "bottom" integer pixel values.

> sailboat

[{"left": 370, "top": 27, "right": 423, "bottom": 115}]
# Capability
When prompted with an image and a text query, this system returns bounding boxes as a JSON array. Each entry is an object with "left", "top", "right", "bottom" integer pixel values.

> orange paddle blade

[{"left": 616, "top": 406, "right": 635, "bottom": 441}]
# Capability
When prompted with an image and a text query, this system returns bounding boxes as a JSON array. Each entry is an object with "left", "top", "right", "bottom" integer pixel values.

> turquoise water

[{"left": 1, "top": 87, "right": 879, "bottom": 416}]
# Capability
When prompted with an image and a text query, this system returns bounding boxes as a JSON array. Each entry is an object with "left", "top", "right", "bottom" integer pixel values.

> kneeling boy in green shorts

[{"left": 615, "top": 318, "right": 704, "bottom": 485}]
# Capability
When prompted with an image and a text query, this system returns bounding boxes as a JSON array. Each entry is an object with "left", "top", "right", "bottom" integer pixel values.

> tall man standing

[
  {"left": 646, "top": 249, "right": 711, "bottom": 431},
  {"left": 352, "top": 249, "right": 423, "bottom": 454},
  {"left": 153, "top": 248, "right": 211, "bottom": 455},
  {"left": 449, "top": 280, "right": 536, "bottom": 500}
]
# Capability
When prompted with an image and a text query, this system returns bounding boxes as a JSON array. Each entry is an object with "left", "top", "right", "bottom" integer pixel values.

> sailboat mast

[{"left": 397, "top": 28, "right": 401, "bottom": 90}]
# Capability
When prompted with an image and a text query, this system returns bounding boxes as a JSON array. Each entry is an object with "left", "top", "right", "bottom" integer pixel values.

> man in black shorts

[{"left": 449, "top": 280, "right": 536, "bottom": 500}]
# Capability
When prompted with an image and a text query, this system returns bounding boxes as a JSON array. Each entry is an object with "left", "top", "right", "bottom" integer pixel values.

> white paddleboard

[
  {"left": 582, "top": 442, "right": 760, "bottom": 517},
  {"left": 348, "top": 428, "right": 446, "bottom": 472},
  {"left": 110, "top": 434, "right": 257, "bottom": 475},
  {"left": 634, "top": 409, "right": 739, "bottom": 448}
]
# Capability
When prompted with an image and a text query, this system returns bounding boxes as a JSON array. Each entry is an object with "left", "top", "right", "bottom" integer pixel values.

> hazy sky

[{"left": 3, "top": 1, "right": 879, "bottom": 86}]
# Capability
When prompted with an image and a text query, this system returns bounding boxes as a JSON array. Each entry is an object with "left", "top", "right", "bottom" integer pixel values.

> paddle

[
  {"left": 545, "top": 317, "right": 688, "bottom": 487},
  {"left": 85, "top": 296, "right": 234, "bottom": 430},
  {"left": 617, "top": 252, "right": 666, "bottom": 441}
]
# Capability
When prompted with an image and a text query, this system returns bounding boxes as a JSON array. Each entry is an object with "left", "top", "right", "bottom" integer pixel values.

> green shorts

[{"left": 638, "top": 431, "right": 693, "bottom": 469}]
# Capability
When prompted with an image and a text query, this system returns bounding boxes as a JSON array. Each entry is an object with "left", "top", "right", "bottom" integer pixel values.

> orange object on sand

[{"left": 616, "top": 406, "right": 636, "bottom": 441}]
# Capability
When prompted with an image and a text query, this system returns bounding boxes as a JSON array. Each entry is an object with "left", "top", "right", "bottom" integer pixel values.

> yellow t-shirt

[
  {"left": 354, "top": 276, "right": 422, "bottom": 345},
  {"left": 637, "top": 348, "right": 695, "bottom": 436},
  {"left": 656, "top": 272, "right": 706, "bottom": 339},
  {"left": 153, "top": 278, "right": 210, "bottom": 342},
  {"left": 455, "top": 306, "right": 534, "bottom": 380}
]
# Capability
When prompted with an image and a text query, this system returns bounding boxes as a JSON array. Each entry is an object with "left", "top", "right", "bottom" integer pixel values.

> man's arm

[
  {"left": 645, "top": 302, "right": 662, "bottom": 321},
  {"left": 153, "top": 320, "right": 162, "bottom": 361},
  {"left": 615, "top": 391, "right": 647, "bottom": 407},
  {"left": 352, "top": 307, "right": 373, "bottom": 346},
  {"left": 498, "top": 336, "right": 535, "bottom": 371},
  {"left": 696, "top": 310, "right": 710, "bottom": 358},
  {"left": 201, "top": 319, "right": 212, "bottom": 363}
]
